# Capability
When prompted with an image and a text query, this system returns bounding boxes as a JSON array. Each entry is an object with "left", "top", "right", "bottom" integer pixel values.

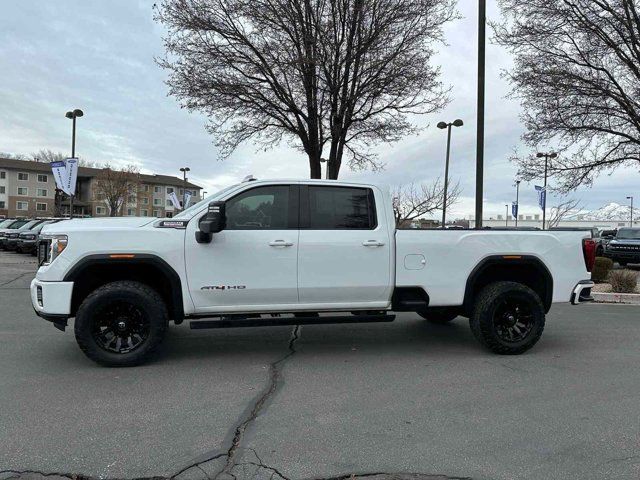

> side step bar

[{"left": 190, "top": 313, "right": 395, "bottom": 330}]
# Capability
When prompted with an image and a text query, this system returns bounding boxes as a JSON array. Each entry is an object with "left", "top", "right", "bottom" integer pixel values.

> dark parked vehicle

[
  {"left": 0, "top": 219, "right": 46, "bottom": 250},
  {"left": 596, "top": 229, "right": 618, "bottom": 256},
  {"left": 15, "top": 220, "right": 59, "bottom": 254},
  {"left": 604, "top": 228, "right": 640, "bottom": 266}
]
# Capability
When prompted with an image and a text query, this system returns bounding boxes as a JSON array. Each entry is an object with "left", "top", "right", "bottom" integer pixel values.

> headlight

[{"left": 40, "top": 234, "right": 68, "bottom": 265}]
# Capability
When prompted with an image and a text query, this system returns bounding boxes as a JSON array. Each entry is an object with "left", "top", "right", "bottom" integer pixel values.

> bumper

[
  {"left": 5, "top": 239, "right": 19, "bottom": 250},
  {"left": 607, "top": 252, "right": 640, "bottom": 263},
  {"left": 30, "top": 278, "right": 74, "bottom": 318},
  {"left": 571, "top": 280, "right": 595, "bottom": 305}
]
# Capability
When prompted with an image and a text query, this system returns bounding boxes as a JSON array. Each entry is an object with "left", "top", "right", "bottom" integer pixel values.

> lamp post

[
  {"left": 475, "top": 0, "right": 486, "bottom": 229},
  {"left": 515, "top": 180, "right": 521, "bottom": 227},
  {"left": 65, "top": 108, "right": 83, "bottom": 217},
  {"left": 536, "top": 152, "right": 557, "bottom": 230},
  {"left": 627, "top": 196, "right": 634, "bottom": 226},
  {"left": 505, "top": 205, "right": 509, "bottom": 227},
  {"left": 179, "top": 167, "right": 190, "bottom": 210},
  {"left": 437, "top": 119, "right": 464, "bottom": 229}
]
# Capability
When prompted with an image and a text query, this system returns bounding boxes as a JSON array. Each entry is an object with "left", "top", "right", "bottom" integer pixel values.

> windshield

[
  {"left": 172, "top": 184, "right": 240, "bottom": 220},
  {"left": 18, "top": 220, "right": 41, "bottom": 230},
  {"left": 8, "top": 220, "right": 28, "bottom": 229},
  {"left": 616, "top": 229, "right": 640, "bottom": 240},
  {"left": 0, "top": 219, "right": 14, "bottom": 228}
]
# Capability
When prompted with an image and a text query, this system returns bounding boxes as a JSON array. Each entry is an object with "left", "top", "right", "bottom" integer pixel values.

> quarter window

[
  {"left": 226, "top": 185, "right": 290, "bottom": 230},
  {"left": 308, "top": 186, "right": 375, "bottom": 229}
]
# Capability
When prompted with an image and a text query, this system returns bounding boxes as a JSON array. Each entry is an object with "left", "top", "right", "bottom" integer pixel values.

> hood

[{"left": 42, "top": 217, "right": 157, "bottom": 234}]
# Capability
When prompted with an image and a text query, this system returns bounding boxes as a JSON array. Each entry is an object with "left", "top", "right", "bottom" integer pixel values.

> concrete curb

[{"left": 593, "top": 292, "right": 640, "bottom": 305}]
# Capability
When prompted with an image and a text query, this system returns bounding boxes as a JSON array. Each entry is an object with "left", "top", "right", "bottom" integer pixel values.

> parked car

[
  {"left": 596, "top": 229, "right": 617, "bottom": 256},
  {"left": 603, "top": 228, "right": 640, "bottom": 266},
  {"left": 0, "top": 219, "right": 33, "bottom": 248},
  {"left": 0, "top": 219, "right": 48, "bottom": 250},
  {"left": 31, "top": 179, "right": 595, "bottom": 366},
  {"left": 15, "top": 220, "right": 59, "bottom": 254}
]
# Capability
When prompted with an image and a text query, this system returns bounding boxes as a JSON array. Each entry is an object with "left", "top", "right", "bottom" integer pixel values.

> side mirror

[{"left": 196, "top": 201, "right": 226, "bottom": 244}]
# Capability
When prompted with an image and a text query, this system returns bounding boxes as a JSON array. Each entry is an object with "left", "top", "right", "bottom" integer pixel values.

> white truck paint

[{"left": 30, "top": 179, "right": 595, "bottom": 365}]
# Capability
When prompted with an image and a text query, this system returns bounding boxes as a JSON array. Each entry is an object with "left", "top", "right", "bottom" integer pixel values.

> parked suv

[
  {"left": 604, "top": 228, "right": 640, "bottom": 266},
  {"left": 0, "top": 219, "right": 47, "bottom": 250},
  {"left": 0, "top": 219, "right": 33, "bottom": 248},
  {"left": 15, "top": 220, "right": 60, "bottom": 254}
]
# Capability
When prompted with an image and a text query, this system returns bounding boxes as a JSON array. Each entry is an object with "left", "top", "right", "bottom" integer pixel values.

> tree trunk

[{"left": 308, "top": 150, "right": 322, "bottom": 179}]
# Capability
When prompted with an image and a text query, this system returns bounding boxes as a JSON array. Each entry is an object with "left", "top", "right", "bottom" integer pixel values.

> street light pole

[
  {"left": 475, "top": 0, "right": 486, "bottom": 229},
  {"left": 180, "top": 167, "right": 190, "bottom": 210},
  {"left": 515, "top": 180, "right": 521, "bottom": 228},
  {"left": 505, "top": 205, "right": 509, "bottom": 227},
  {"left": 627, "top": 196, "right": 634, "bottom": 226},
  {"left": 65, "top": 109, "right": 83, "bottom": 218},
  {"left": 437, "top": 119, "right": 463, "bottom": 229},
  {"left": 536, "top": 152, "right": 557, "bottom": 230}
]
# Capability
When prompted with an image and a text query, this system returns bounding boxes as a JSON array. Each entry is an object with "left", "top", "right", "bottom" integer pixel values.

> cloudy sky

[{"left": 1, "top": 1, "right": 636, "bottom": 218}]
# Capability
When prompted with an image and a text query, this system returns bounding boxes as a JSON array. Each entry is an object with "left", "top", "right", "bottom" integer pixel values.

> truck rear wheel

[
  {"left": 418, "top": 308, "right": 458, "bottom": 324},
  {"left": 469, "top": 281, "right": 545, "bottom": 355},
  {"left": 74, "top": 281, "right": 169, "bottom": 367}
]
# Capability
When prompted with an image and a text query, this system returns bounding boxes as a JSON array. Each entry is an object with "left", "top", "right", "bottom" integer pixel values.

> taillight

[{"left": 582, "top": 238, "right": 596, "bottom": 272}]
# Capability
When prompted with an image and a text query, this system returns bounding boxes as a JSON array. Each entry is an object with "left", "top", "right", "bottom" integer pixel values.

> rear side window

[
  {"left": 308, "top": 186, "right": 376, "bottom": 229},
  {"left": 226, "top": 185, "right": 291, "bottom": 229}
]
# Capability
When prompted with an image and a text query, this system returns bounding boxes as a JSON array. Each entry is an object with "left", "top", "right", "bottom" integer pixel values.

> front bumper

[
  {"left": 571, "top": 280, "right": 595, "bottom": 305},
  {"left": 30, "top": 278, "right": 74, "bottom": 318}
]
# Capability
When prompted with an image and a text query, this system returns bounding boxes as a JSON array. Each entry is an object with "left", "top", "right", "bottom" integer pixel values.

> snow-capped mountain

[{"left": 569, "top": 202, "right": 638, "bottom": 221}]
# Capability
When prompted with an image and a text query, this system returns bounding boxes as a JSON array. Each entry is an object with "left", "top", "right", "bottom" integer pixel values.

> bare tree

[
  {"left": 93, "top": 165, "right": 140, "bottom": 217},
  {"left": 493, "top": 0, "right": 640, "bottom": 192},
  {"left": 30, "top": 149, "right": 66, "bottom": 163},
  {"left": 547, "top": 198, "right": 583, "bottom": 229},
  {"left": 392, "top": 180, "right": 460, "bottom": 227},
  {"left": 155, "top": 0, "right": 456, "bottom": 179},
  {"left": 0, "top": 152, "right": 29, "bottom": 160}
]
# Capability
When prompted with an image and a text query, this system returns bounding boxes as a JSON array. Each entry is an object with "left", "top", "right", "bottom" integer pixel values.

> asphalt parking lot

[{"left": 1, "top": 251, "right": 639, "bottom": 480}]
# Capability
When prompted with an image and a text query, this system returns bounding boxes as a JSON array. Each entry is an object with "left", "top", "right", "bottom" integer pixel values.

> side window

[
  {"left": 226, "top": 185, "right": 290, "bottom": 230},
  {"left": 308, "top": 186, "right": 375, "bottom": 229}
]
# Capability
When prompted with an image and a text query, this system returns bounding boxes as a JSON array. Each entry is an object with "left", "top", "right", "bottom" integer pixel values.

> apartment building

[{"left": 0, "top": 157, "right": 201, "bottom": 218}]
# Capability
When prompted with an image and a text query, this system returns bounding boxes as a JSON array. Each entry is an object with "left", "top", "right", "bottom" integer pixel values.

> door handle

[
  {"left": 269, "top": 240, "right": 294, "bottom": 247},
  {"left": 362, "top": 240, "right": 385, "bottom": 247}
]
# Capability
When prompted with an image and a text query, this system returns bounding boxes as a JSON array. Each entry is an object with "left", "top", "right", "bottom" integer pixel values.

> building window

[
  {"left": 179, "top": 188, "right": 183, "bottom": 195},
  {"left": 166, "top": 199, "right": 172, "bottom": 207},
  {"left": 36, "top": 203, "right": 47, "bottom": 212},
  {"left": 142, "top": 197, "right": 149, "bottom": 205},
  {"left": 0, "top": 186, "right": 4, "bottom": 194},
  {"left": 154, "top": 186, "right": 162, "bottom": 194},
  {"left": 154, "top": 198, "right": 162, "bottom": 206},
  {"left": 534, "top": 214, "right": 540, "bottom": 220},
  {"left": 153, "top": 210, "right": 160, "bottom": 217},
  {"left": 16, "top": 201, "right": 28, "bottom": 211},
  {"left": 36, "top": 188, "right": 48, "bottom": 197},
  {"left": 127, "top": 208, "right": 135, "bottom": 216},
  {"left": 167, "top": 187, "right": 174, "bottom": 194},
  {"left": 165, "top": 212, "right": 173, "bottom": 218},
  {"left": 143, "top": 185, "right": 149, "bottom": 192},
  {"left": 17, "top": 172, "right": 29, "bottom": 181},
  {"left": 96, "top": 206, "right": 106, "bottom": 215},
  {"left": 128, "top": 195, "right": 136, "bottom": 203},
  {"left": 37, "top": 174, "right": 48, "bottom": 183},
  {"left": 0, "top": 201, "right": 5, "bottom": 209},
  {"left": 0, "top": 171, "right": 5, "bottom": 179},
  {"left": 17, "top": 187, "right": 28, "bottom": 196},
  {"left": 141, "top": 209, "right": 148, "bottom": 217}
]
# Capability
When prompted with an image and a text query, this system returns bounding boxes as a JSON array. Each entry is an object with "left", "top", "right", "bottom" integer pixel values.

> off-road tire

[
  {"left": 418, "top": 308, "right": 458, "bottom": 324},
  {"left": 74, "top": 281, "right": 169, "bottom": 367},
  {"left": 469, "top": 281, "right": 545, "bottom": 355}
]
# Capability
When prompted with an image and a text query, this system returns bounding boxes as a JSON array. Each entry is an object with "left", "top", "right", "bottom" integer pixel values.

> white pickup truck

[{"left": 31, "top": 179, "right": 596, "bottom": 366}]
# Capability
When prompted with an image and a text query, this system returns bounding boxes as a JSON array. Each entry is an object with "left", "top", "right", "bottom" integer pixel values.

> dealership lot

[{"left": 0, "top": 251, "right": 639, "bottom": 480}]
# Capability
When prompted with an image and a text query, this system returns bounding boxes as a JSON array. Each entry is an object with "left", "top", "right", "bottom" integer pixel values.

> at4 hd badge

[{"left": 201, "top": 285, "right": 247, "bottom": 291}]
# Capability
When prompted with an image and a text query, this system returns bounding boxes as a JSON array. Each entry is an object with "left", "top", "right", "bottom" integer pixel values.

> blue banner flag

[
  {"left": 512, "top": 202, "right": 518, "bottom": 219},
  {"left": 535, "top": 185, "right": 546, "bottom": 210}
]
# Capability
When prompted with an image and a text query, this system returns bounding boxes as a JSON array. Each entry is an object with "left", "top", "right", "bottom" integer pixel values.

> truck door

[
  {"left": 185, "top": 184, "right": 299, "bottom": 312},
  {"left": 297, "top": 185, "right": 392, "bottom": 309}
]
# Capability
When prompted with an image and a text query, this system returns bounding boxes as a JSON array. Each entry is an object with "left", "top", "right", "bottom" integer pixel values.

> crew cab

[
  {"left": 31, "top": 179, "right": 595, "bottom": 366},
  {"left": 604, "top": 228, "right": 640, "bottom": 266}
]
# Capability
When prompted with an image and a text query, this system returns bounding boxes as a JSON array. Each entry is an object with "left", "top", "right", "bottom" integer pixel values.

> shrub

[
  {"left": 591, "top": 256, "right": 614, "bottom": 283},
  {"left": 609, "top": 270, "right": 638, "bottom": 294}
]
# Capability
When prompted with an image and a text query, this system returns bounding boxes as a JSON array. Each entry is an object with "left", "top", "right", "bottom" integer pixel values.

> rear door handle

[
  {"left": 269, "top": 240, "right": 294, "bottom": 247},
  {"left": 362, "top": 240, "right": 385, "bottom": 247}
]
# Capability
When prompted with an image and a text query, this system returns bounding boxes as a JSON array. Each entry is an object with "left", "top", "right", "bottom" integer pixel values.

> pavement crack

[{"left": 0, "top": 272, "right": 33, "bottom": 288}]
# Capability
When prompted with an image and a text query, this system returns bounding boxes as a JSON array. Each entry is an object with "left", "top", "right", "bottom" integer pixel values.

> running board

[{"left": 189, "top": 313, "right": 395, "bottom": 330}]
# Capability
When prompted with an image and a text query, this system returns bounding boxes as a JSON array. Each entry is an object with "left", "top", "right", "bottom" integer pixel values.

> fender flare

[
  {"left": 63, "top": 253, "right": 184, "bottom": 322},
  {"left": 463, "top": 255, "right": 554, "bottom": 313}
]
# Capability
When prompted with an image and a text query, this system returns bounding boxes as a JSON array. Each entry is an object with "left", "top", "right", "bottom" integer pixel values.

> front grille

[
  {"left": 37, "top": 240, "right": 50, "bottom": 266},
  {"left": 611, "top": 245, "right": 640, "bottom": 252}
]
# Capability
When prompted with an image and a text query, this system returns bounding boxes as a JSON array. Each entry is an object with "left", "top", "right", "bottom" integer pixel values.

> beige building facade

[{"left": 0, "top": 158, "right": 201, "bottom": 218}]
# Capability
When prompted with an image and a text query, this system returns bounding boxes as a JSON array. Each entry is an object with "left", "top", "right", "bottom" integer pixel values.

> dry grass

[{"left": 609, "top": 270, "right": 639, "bottom": 294}]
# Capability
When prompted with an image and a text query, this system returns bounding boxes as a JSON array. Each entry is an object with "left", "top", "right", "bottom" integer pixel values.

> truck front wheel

[
  {"left": 74, "top": 281, "right": 169, "bottom": 367},
  {"left": 469, "top": 281, "right": 545, "bottom": 355}
]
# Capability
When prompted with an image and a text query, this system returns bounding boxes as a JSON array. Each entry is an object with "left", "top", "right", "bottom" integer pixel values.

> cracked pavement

[{"left": 1, "top": 251, "right": 640, "bottom": 480}]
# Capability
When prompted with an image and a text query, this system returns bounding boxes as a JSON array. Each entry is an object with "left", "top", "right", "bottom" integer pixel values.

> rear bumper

[{"left": 571, "top": 280, "right": 595, "bottom": 305}]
